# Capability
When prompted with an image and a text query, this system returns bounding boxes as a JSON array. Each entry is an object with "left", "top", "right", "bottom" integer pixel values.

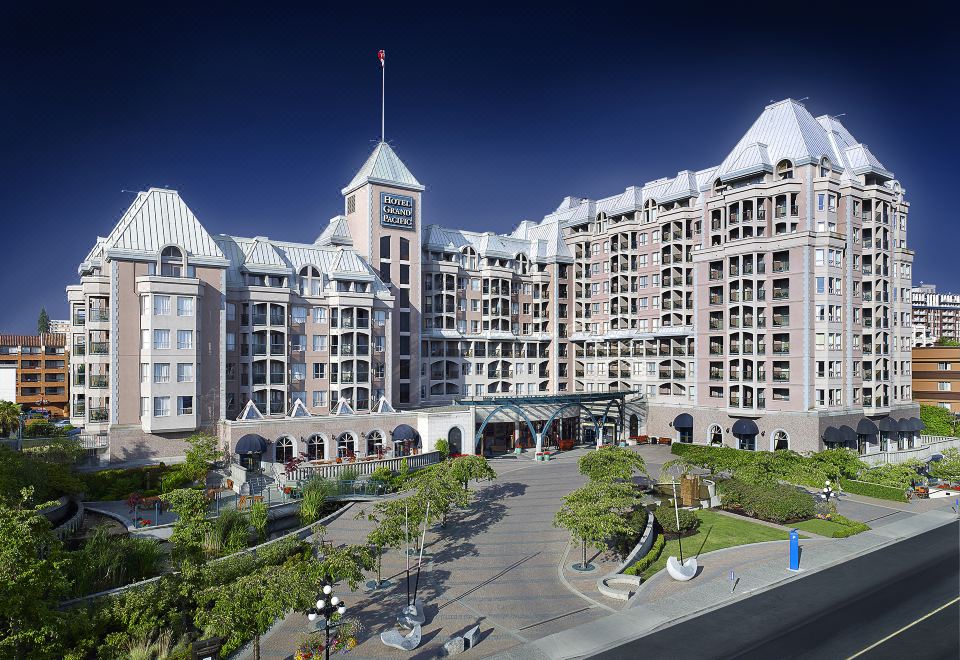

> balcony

[
  {"left": 89, "top": 375, "right": 109, "bottom": 388},
  {"left": 773, "top": 371, "right": 791, "bottom": 382},
  {"left": 773, "top": 343, "right": 791, "bottom": 355},
  {"left": 73, "top": 344, "right": 86, "bottom": 356},
  {"left": 252, "top": 344, "right": 267, "bottom": 356},
  {"left": 74, "top": 374, "right": 86, "bottom": 386},
  {"left": 710, "top": 270, "right": 722, "bottom": 281},
  {"left": 72, "top": 403, "right": 86, "bottom": 417},
  {"left": 253, "top": 314, "right": 268, "bottom": 326},
  {"left": 73, "top": 312, "right": 86, "bottom": 326},
  {"left": 90, "top": 342, "right": 109, "bottom": 355},
  {"left": 89, "top": 308, "right": 109, "bottom": 322},
  {"left": 773, "top": 288, "right": 789, "bottom": 300},
  {"left": 252, "top": 374, "right": 267, "bottom": 385},
  {"left": 773, "top": 261, "right": 789, "bottom": 273},
  {"left": 88, "top": 407, "right": 109, "bottom": 422},
  {"left": 710, "top": 295, "right": 724, "bottom": 305},
  {"left": 269, "top": 344, "right": 285, "bottom": 355},
  {"left": 790, "top": 205, "right": 799, "bottom": 216},
  {"left": 270, "top": 313, "right": 285, "bottom": 326},
  {"left": 709, "top": 370, "right": 724, "bottom": 381},
  {"left": 773, "top": 315, "right": 790, "bottom": 327}
]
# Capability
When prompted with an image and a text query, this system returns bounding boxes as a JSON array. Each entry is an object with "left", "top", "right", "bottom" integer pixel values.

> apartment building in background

[
  {"left": 912, "top": 283, "right": 960, "bottom": 343},
  {"left": 0, "top": 334, "right": 69, "bottom": 416},
  {"left": 912, "top": 346, "right": 960, "bottom": 413},
  {"left": 65, "top": 98, "right": 918, "bottom": 461}
]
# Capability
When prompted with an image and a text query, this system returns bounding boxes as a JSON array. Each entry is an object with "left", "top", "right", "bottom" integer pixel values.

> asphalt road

[{"left": 593, "top": 521, "right": 960, "bottom": 660}]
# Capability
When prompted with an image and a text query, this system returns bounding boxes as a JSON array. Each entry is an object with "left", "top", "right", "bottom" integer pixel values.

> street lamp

[{"left": 307, "top": 581, "right": 347, "bottom": 660}]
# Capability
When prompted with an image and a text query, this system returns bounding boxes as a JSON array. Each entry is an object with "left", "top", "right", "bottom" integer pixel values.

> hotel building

[
  {"left": 912, "top": 283, "right": 960, "bottom": 343},
  {"left": 65, "top": 98, "right": 918, "bottom": 464},
  {"left": 0, "top": 334, "right": 70, "bottom": 417}
]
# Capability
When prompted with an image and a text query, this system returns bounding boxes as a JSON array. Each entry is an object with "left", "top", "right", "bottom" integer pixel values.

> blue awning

[
  {"left": 673, "top": 413, "right": 694, "bottom": 430},
  {"left": 235, "top": 434, "right": 267, "bottom": 454},
  {"left": 732, "top": 418, "right": 759, "bottom": 435}
]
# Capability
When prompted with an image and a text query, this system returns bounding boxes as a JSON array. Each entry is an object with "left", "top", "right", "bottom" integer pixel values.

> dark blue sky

[{"left": 1, "top": 2, "right": 956, "bottom": 333}]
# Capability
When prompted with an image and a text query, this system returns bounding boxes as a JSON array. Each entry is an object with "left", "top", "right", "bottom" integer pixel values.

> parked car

[{"left": 54, "top": 419, "right": 73, "bottom": 428}]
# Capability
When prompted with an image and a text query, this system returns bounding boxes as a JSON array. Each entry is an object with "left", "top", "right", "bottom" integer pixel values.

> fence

[
  {"left": 286, "top": 451, "right": 441, "bottom": 483},
  {"left": 861, "top": 435, "right": 960, "bottom": 466}
]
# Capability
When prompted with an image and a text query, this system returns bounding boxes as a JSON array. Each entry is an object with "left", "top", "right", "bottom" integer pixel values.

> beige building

[
  {"left": 912, "top": 346, "right": 960, "bottom": 413},
  {"left": 65, "top": 98, "right": 917, "bottom": 463}
]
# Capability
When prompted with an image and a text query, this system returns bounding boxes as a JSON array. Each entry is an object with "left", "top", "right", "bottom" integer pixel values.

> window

[
  {"left": 153, "top": 363, "right": 170, "bottom": 383},
  {"left": 313, "top": 362, "right": 326, "bottom": 379},
  {"left": 226, "top": 303, "right": 236, "bottom": 321},
  {"left": 153, "top": 396, "right": 170, "bottom": 417},
  {"left": 140, "top": 397, "right": 148, "bottom": 417},
  {"left": 347, "top": 194, "right": 355, "bottom": 214},
  {"left": 177, "top": 396, "right": 193, "bottom": 415},
  {"left": 153, "top": 329, "right": 170, "bottom": 349},
  {"left": 400, "top": 264, "right": 410, "bottom": 284},
  {"left": 153, "top": 295, "right": 171, "bottom": 316},
  {"left": 177, "top": 330, "right": 193, "bottom": 350},
  {"left": 374, "top": 310, "right": 386, "bottom": 326},
  {"left": 313, "top": 335, "right": 327, "bottom": 351},
  {"left": 140, "top": 362, "right": 148, "bottom": 383},
  {"left": 399, "top": 238, "right": 410, "bottom": 261},
  {"left": 313, "top": 308, "right": 327, "bottom": 323},
  {"left": 177, "top": 363, "right": 193, "bottom": 382},
  {"left": 816, "top": 277, "right": 825, "bottom": 294},
  {"left": 374, "top": 336, "right": 385, "bottom": 352},
  {"left": 292, "top": 306, "right": 307, "bottom": 323},
  {"left": 938, "top": 362, "right": 951, "bottom": 371},
  {"left": 380, "top": 236, "right": 391, "bottom": 258},
  {"left": 938, "top": 382, "right": 951, "bottom": 391},
  {"left": 291, "top": 364, "right": 306, "bottom": 382},
  {"left": 226, "top": 333, "right": 236, "bottom": 351},
  {"left": 176, "top": 297, "right": 194, "bottom": 317},
  {"left": 291, "top": 334, "right": 306, "bottom": 351}
]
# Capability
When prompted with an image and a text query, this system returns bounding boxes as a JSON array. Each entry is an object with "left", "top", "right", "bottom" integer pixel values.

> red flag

[{"left": 378, "top": 50, "right": 385, "bottom": 68}]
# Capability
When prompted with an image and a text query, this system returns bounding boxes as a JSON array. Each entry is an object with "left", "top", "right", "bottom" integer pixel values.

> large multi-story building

[
  {"left": 912, "top": 346, "right": 960, "bottom": 413},
  {"left": 0, "top": 334, "right": 70, "bottom": 416},
  {"left": 65, "top": 98, "right": 918, "bottom": 463},
  {"left": 912, "top": 283, "right": 960, "bottom": 343}
]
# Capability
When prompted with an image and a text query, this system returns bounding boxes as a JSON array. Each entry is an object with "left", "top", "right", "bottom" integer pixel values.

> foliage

[
  {"left": 0, "top": 445, "right": 83, "bottom": 505},
  {"left": 936, "top": 337, "right": 960, "bottom": 347},
  {"left": 612, "top": 506, "right": 650, "bottom": 559},
  {"left": 0, "top": 400, "right": 21, "bottom": 437},
  {"left": 409, "top": 461, "right": 471, "bottom": 525},
  {"left": 929, "top": 448, "right": 960, "bottom": 483},
  {"left": 315, "top": 544, "right": 374, "bottom": 591},
  {"left": 24, "top": 418, "right": 69, "bottom": 438},
  {"left": 920, "top": 404, "right": 960, "bottom": 437},
  {"left": 249, "top": 500, "right": 268, "bottom": 543},
  {"left": 362, "top": 499, "right": 410, "bottom": 586},
  {"left": 24, "top": 436, "right": 85, "bottom": 465},
  {"left": 37, "top": 307, "right": 50, "bottom": 335},
  {"left": 578, "top": 445, "right": 648, "bottom": 483},
  {"left": 654, "top": 504, "right": 701, "bottom": 534},
  {"left": 435, "top": 438, "right": 450, "bottom": 460},
  {"left": 840, "top": 478, "right": 908, "bottom": 502},
  {"left": 206, "top": 509, "right": 250, "bottom": 556},
  {"left": 368, "top": 465, "right": 394, "bottom": 490},
  {"left": 299, "top": 476, "right": 332, "bottom": 526},
  {"left": 622, "top": 534, "right": 665, "bottom": 576},
  {"left": 448, "top": 454, "right": 497, "bottom": 491},
  {"left": 162, "top": 488, "right": 212, "bottom": 564},
  {"left": 0, "top": 490, "right": 71, "bottom": 658},
  {"left": 80, "top": 464, "right": 175, "bottom": 501},
  {"left": 857, "top": 461, "right": 924, "bottom": 489},
  {"left": 180, "top": 433, "right": 220, "bottom": 482},
  {"left": 337, "top": 466, "right": 359, "bottom": 483},
  {"left": 66, "top": 526, "right": 164, "bottom": 597},
  {"left": 668, "top": 443, "right": 864, "bottom": 488},
  {"left": 554, "top": 481, "right": 639, "bottom": 567},
  {"left": 717, "top": 478, "right": 815, "bottom": 524},
  {"left": 122, "top": 630, "right": 174, "bottom": 660},
  {"left": 793, "top": 514, "right": 870, "bottom": 538}
]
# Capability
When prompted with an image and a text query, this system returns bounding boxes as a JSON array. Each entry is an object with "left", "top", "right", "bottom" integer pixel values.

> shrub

[
  {"left": 66, "top": 526, "right": 165, "bottom": 596},
  {"left": 623, "top": 534, "right": 665, "bottom": 576},
  {"left": 832, "top": 514, "right": 871, "bottom": 537},
  {"left": 337, "top": 466, "right": 359, "bottom": 483},
  {"left": 368, "top": 465, "right": 394, "bottom": 488},
  {"left": 299, "top": 476, "right": 332, "bottom": 526},
  {"left": 718, "top": 478, "right": 815, "bottom": 524},
  {"left": 206, "top": 509, "right": 250, "bottom": 556},
  {"left": 613, "top": 507, "right": 650, "bottom": 559},
  {"left": 857, "top": 462, "right": 923, "bottom": 489},
  {"left": 24, "top": 419, "right": 68, "bottom": 438},
  {"left": 0, "top": 445, "right": 83, "bottom": 504},
  {"left": 928, "top": 448, "right": 960, "bottom": 483},
  {"left": 654, "top": 504, "right": 700, "bottom": 534},
  {"left": 80, "top": 465, "right": 172, "bottom": 501},
  {"left": 840, "top": 478, "right": 907, "bottom": 502},
  {"left": 435, "top": 439, "right": 450, "bottom": 460}
]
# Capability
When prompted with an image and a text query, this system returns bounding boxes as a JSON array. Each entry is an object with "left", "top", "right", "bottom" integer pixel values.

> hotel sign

[{"left": 380, "top": 192, "right": 416, "bottom": 230}]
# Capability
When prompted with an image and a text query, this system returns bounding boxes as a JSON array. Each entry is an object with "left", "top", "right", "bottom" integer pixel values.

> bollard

[{"left": 789, "top": 528, "right": 800, "bottom": 571}]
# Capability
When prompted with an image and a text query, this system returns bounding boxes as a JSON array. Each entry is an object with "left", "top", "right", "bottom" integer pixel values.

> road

[{"left": 592, "top": 521, "right": 959, "bottom": 660}]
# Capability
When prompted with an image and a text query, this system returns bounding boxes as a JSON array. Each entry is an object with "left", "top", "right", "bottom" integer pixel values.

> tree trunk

[
  {"left": 254, "top": 633, "right": 261, "bottom": 660},
  {"left": 582, "top": 541, "right": 587, "bottom": 569}
]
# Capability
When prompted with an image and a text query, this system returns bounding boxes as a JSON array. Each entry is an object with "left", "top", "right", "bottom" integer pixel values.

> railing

[
  {"left": 90, "top": 342, "right": 109, "bottom": 355},
  {"left": 288, "top": 451, "right": 441, "bottom": 483},
  {"left": 73, "top": 344, "right": 86, "bottom": 356},
  {"left": 88, "top": 375, "right": 109, "bottom": 388},
  {"left": 861, "top": 436, "right": 960, "bottom": 466},
  {"left": 88, "top": 407, "right": 109, "bottom": 422}
]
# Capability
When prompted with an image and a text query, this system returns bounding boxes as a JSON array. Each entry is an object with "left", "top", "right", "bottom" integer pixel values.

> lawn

[
  {"left": 792, "top": 517, "right": 870, "bottom": 538},
  {"left": 642, "top": 509, "right": 793, "bottom": 579}
]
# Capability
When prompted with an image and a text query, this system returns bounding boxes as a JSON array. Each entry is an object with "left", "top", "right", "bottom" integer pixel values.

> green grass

[
  {"left": 793, "top": 516, "right": 870, "bottom": 538},
  {"left": 641, "top": 509, "right": 793, "bottom": 579}
]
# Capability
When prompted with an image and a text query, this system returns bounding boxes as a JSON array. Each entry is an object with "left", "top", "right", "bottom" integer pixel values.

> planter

[
  {"left": 558, "top": 439, "right": 575, "bottom": 451},
  {"left": 514, "top": 447, "right": 523, "bottom": 454},
  {"left": 658, "top": 438, "right": 673, "bottom": 446}
]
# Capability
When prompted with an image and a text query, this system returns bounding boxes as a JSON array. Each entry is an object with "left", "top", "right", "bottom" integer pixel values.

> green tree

[
  {"left": 362, "top": 501, "right": 408, "bottom": 587},
  {"left": 0, "top": 401, "right": 21, "bottom": 438},
  {"left": 315, "top": 544, "right": 374, "bottom": 591},
  {"left": 448, "top": 454, "right": 497, "bottom": 492},
  {"left": 181, "top": 433, "right": 220, "bottom": 482},
  {"left": 554, "top": 481, "right": 639, "bottom": 570},
  {"left": 37, "top": 308, "right": 50, "bottom": 335},
  {"left": 162, "top": 488, "right": 212, "bottom": 564},
  {"left": 435, "top": 438, "right": 450, "bottom": 460},
  {"left": 920, "top": 404, "right": 958, "bottom": 437},
  {"left": 578, "top": 445, "right": 648, "bottom": 483},
  {"left": 0, "top": 489, "right": 70, "bottom": 659},
  {"left": 249, "top": 500, "right": 268, "bottom": 544},
  {"left": 410, "top": 462, "right": 470, "bottom": 526},
  {"left": 929, "top": 448, "right": 960, "bottom": 483},
  {"left": 936, "top": 337, "right": 960, "bottom": 347}
]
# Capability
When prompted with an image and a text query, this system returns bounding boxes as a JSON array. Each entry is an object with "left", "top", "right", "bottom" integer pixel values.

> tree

[
  {"left": 181, "top": 432, "right": 220, "bottom": 482},
  {"left": 249, "top": 500, "right": 268, "bottom": 544},
  {"left": 936, "top": 337, "right": 960, "bottom": 347},
  {"left": 435, "top": 438, "right": 450, "bottom": 460},
  {"left": 920, "top": 404, "right": 959, "bottom": 437},
  {"left": 362, "top": 501, "right": 408, "bottom": 587},
  {"left": 162, "top": 488, "right": 212, "bottom": 564},
  {"left": 315, "top": 544, "right": 373, "bottom": 591},
  {"left": 409, "top": 462, "right": 470, "bottom": 527},
  {"left": 929, "top": 448, "right": 960, "bottom": 483},
  {"left": 448, "top": 454, "right": 497, "bottom": 492},
  {"left": 37, "top": 308, "right": 50, "bottom": 335},
  {"left": 553, "top": 481, "right": 639, "bottom": 570},
  {"left": 0, "top": 401, "right": 21, "bottom": 438},
  {"left": 0, "top": 489, "right": 70, "bottom": 659},
  {"left": 578, "top": 445, "right": 648, "bottom": 483}
]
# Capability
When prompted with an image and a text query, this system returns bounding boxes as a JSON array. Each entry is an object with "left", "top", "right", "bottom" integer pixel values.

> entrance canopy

[{"left": 731, "top": 418, "right": 759, "bottom": 435}]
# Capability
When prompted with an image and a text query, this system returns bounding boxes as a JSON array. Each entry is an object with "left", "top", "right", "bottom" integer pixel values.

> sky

[{"left": 1, "top": 2, "right": 957, "bottom": 333}]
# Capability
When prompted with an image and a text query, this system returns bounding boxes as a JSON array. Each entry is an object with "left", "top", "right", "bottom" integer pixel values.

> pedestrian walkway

[{"left": 493, "top": 501, "right": 959, "bottom": 660}]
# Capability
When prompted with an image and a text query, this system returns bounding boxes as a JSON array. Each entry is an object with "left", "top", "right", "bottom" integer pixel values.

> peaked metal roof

[
  {"left": 660, "top": 170, "right": 700, "bottom": 203},
  {"left": 243, "top": 238, "right": 290, "bottom": 273},
  {"left": 315, "top": 216, "right": 354, "bottom": 247},
  {"left": 101, "top": 188, "right": 227, "bottom": 263},
  {"left": 341, "top": 141, "right": 424, "bottom": 195},
  {"left": 717, "top": 142, "right": 772, "bottom": 182}
]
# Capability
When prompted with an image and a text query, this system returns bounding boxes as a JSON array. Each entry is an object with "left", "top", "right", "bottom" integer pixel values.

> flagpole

[{"left": 381, "top": 53, "right": 385, "bottom": 143}]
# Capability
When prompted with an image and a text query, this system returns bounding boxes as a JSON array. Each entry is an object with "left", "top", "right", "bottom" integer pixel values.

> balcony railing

[
  {"left": 90, "top": 342, "right": 109, "bottom": 355},
  {"left": 73, "top": 344, "right": 86, "bottom": 356},
  {"left": 89, "top": 375, "right": 109, "bottom": 388},
  {"left": 88, "top": 407, "right": 109, "bottom": 422},
  {"left": 89, "top": 309, "right": 109, "bottom": 322},
  {"left": 773, "top": 289, "right": 789, "bottom": 300}
]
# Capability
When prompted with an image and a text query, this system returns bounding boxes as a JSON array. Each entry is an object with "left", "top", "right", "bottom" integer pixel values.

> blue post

[{"left": 789, "top": 529, "right": 800, "bottom": 571}]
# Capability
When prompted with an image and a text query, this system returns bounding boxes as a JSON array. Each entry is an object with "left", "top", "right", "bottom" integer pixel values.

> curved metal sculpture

[{"left": 666, "top": 556, "right": 698, "bottom": 581}]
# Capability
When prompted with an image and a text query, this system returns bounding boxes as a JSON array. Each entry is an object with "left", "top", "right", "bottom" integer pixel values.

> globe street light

[{"left": 307, "top": 581, "right": 347, "bottom": 660}]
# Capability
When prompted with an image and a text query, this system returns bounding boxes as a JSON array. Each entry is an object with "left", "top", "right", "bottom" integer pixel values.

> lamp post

[{"left": 307, "top": 581, "right": 347, "bottom": 660}]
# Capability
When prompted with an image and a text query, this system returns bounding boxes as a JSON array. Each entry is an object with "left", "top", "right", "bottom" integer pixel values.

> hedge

[
  {"left": 623, "top": 534, "right": 665, "bottom": 576},
  {"left": 654, "top": 504, "right": 700, "bottom": 534},
  {"left": 840, "top": 478, "right": 907, "bottom": 502},
  {"left": 717, "top": 478, "right": 816, "bottom": 524}
]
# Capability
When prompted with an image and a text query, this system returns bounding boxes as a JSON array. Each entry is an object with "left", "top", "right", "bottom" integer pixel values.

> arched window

[
  {"left": 819, "top": 157, "right": 831, "bottom": 178},
  {"left": 643, "top": 199, "right": 657, "bottom": 223},
  {"left": 773, "top": 429, "right": 789, "bottom": 451},
  {"left": 776, "top": 160, "right": 794, "bottom": 180},
  {"left": 160, "top": 246, "right": 185, "bottom": 277},
  {"left": 516, "top": 254, "right": 529, "bottom": 275},
  {"left": 299, "top": 266, "right": 322, "bottom": 296},
  {"left": 709, "top": 424, "right": 723, "bottom": 446},
  {"left": 366, "top": 430, "right": 384, "bottom": 456},
  {"left": 306, "top": 434, "right": 325, "bottom": 460},
  {"left": 448, "top": 427, "right": 462, "bottom": 455},
  {"left": 462, "top": 246, "right": 477, "bottom": 270},
  {"left": 713, "top": 179, "right": 724, "bottom": 196},
  {"left": 336, "top": 431, "right": 355, "bottom": 458},
  {"left": 276, "top": 436, "right": 295, "bottom": 463}
]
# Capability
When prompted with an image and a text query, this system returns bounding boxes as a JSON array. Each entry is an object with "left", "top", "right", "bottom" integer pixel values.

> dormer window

[
  {"left": 156, "top": 245, "right": 192, "bottom": 277},
  {"left": 643, "top": 199, "right": 657, "bottom": 223},
  {"left": 713, "top": 179, "right": 725, "bottom": 196},
  {"left": 819, "top": 157, "right": 831, "bottom": 178},
  {"left": 776, "top": 160, "right": 794, "bottom": 180},
  {"left": 299, "top": 266, "right": 322, "bottom": 296},
  {"left": 516, "top": 254, "right": 529, "bottom": 275}
]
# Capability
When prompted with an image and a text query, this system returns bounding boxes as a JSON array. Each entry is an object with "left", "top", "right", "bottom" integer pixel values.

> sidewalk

[{"left": 493, "top": 503, "right": 959, "bottom": 660}]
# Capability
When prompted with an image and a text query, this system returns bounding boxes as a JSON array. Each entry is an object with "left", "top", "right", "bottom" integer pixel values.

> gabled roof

[
  {"left": 342, "top": 141, "right": 424, "bottom": 195},
  {"left": 660, "top": 170, "right": 700, "bottom": 203},
  {"left": 716, "top": 99, "right": 840, "bottom": 180},
  {"left": 608, "top": 186, "right": 644, "bottom": 215},
  {"left": 333, "top": 398, "right": 355, "bottom": 415},
  {"left": 288, "top": 399, "right": 311, "bottom": 418},
  {"left": 314, "top": 216, "right": 353, "bottom": 247},
  {"left": 238, "top": 399, "right": 264, "bottom": 421},
  {"left": 843, "top": 144, "right": 893, "bottom": 179},
  {"left": 716, "top": 142, "right": 772, "bottom": 182},
  {"left": 101, "top": 188, "right": 227, "bottom": 264},
  {"left": 243, "top": 238, "right": 290, "bottom": 274},
  {"left": 374, "top": 396, "right": 396, "bottom": 414}
]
